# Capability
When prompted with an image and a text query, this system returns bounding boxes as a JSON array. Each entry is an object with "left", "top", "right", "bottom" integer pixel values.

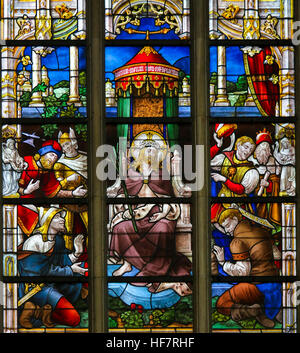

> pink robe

[{"left": 109, "top": 169, "right": 192, "bottom": 291}]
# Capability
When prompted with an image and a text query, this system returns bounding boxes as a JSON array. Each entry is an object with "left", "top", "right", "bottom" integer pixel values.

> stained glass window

[
  {"left": 105, "top": 46, "right": 191, "bottom": 118},
  {"left": 209, "top": 0, "right": 294, "bottom": 41},
  {"left": 1, "top": 46, "right": 87, "bottom": 119},
  {"left": 105, "top": 0, "right": 193, "bottom": 333},
  {"left": 0, "top": 0, "right": 86, "bottom": 41},
  {"left": 105, "top": 0, "right": 190, "bottom": 40},
  {"left": 210, "top": 46, "right": 295, "bottom": 118},
  {"left": 1, "top": 0, "right": 299, "bottom": 336},
  {"left": 1, "top": 1, "right": 88, "bottom": 333},
  {"left": 210, "top": 0, "right": 297, "bottom": 333}
]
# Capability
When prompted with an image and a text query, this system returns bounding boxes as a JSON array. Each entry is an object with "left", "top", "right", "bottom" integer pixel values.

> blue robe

[{"left": 18, "top": 235, "right": 82, "bottom": 312}]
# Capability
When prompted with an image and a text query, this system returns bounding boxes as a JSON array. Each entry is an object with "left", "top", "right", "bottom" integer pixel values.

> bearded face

[
  {"left": 255, "top": 142, "right": 271, "bottom": 165},
  {"left": 40, "top": 152, "right": 58, "bottom": 170}
]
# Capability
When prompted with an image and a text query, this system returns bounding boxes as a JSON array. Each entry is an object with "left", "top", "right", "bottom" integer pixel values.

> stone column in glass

[
  {"left": 215, "top": 40, "right": 230, "bottom": 106},
  {"left": 68, "top": 38, "right": 82, "bottom": 107}
]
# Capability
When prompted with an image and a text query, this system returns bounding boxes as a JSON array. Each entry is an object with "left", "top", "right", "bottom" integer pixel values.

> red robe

[{"left": 18, "top": 156, "right": 61, "bottom": 236}]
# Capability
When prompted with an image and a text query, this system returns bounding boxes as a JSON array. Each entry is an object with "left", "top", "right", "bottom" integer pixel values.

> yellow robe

[{"left": 54, "top": 154, "right": 88, "bottom": 250}]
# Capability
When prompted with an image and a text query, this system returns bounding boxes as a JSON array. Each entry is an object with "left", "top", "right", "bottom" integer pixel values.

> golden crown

[{"left": 55, "top": 4, "right": 73, "bottom": 19}]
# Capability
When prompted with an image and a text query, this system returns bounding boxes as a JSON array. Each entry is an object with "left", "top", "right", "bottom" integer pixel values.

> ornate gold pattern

[
  {"left": 261, "top": 14, "right": 280, "bottom": 39},
  {"left": 55, "top": 3, "right": 74, "bottom": 19},
  {"left": 221, "top": 4, "right": 240, "bottom": 24},
  {"left": 115, "top": 2, "right": 180, "bottom": 38},
  {"left": 243, "top": 15, "right": 261, "bottom": 39}
]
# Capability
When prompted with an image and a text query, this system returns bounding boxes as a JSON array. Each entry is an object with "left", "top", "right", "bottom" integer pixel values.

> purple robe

[{"left": 110, "top": 169, "right": 192, "bottom": 291}]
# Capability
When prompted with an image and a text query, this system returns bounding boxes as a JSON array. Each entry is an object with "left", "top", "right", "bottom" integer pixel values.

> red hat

[
  {"left": 215, "top": 124, "right": 237, "bottom": 138},
  {"left": 256, "top": 128, "right": 272, "bottom": 146},
  {"left": 38, "top": 140, "right": 62, "bottom": 158}
]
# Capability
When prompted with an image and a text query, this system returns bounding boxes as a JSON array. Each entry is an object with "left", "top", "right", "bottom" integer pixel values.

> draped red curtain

[{"left": 245, "top": 47, "right": 279, "bottom": 117}]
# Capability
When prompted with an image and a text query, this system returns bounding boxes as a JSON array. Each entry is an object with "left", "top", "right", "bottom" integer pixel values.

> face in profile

[
  {"left": 221, "top": 216, "right": 239, "bottom": 236},
  {"left": 50, "top": 212, "right": 66, "bottom": 233},
  {"left": 40, "top": 152, "right": 58, "bottom": 170}
]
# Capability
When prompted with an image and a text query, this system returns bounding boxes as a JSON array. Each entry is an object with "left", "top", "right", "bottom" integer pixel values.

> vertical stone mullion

[
  {"left": 88, "top": 0, "right": 107, "bottom": 333},
  {"left": 295, "top": 0, "right": 300, "bottom": 335},
  {"left": 193, "top": 0, "right": 210, "bottom": 333}
]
